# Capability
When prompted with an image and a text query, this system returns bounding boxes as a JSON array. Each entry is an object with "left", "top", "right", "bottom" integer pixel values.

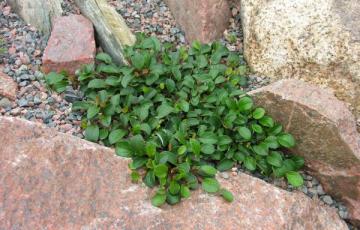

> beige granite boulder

[
  {"left": 7, "top": 0, "right": 63, "bottom": 34},
  {"left": 240, "top": 0, "right": 360, "bottom": 119},
  {"left": 74, "top": 0, "right": 136, "bottom": 65},
  {"left": 164, "top": 0, "right": 231, "bottom": 43},
  {"left": 249, "top": 79, "right": 360, "bottom": 226},
  {"left": 0, "top": 116, "right": 347, "bottom": 229}
]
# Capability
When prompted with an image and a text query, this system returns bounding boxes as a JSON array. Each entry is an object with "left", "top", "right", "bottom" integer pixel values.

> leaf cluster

[{"left": 45, "top": 34, "right": 304, "bottom": 207}]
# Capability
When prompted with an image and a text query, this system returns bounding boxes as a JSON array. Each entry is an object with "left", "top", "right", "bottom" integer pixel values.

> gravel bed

[
  {"left": 0, "top": 1, "right": 356, "bottom": 228},
  {"left": 0, "top": 1, "right": 83, "bottom": 137}
]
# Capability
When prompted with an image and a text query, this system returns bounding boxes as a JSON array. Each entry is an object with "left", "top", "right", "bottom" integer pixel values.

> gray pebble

[
  {"left": 220, "top": 172, "right": 230, "bottom": 179},
  {"left": 317, "top": 185, "right": 325, "bottom": 195},
  {"left": 0, "top": 98, "right": 12, "bottom": 108},
  {"left": 339, "top": 210, "right": 348, "bottom": 219},
  {"left": 17, "top": 98, "right": 28, "bottom": 107},
  {"left": 321, "top": 195, "right": 333, "bottom": 205},
  {"left": 33, "top": 96, "right": 42, "bottom": 105}
]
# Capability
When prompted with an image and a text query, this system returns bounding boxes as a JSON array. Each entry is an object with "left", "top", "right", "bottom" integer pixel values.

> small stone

[
  {"left": 10, "top": 108, "right": 21, "bottom": 116},
  {"left": 300, "top": 186, "right": 308, "bottom": 194},
  {"left": 308, "top": 187, "right": 317, "bottom": 195},
  {"left": 33, "top": 96, "right": 42, "bottom": 105},
  {"left": 317, "top": 185, "right": 325, "bottom": 195},
  {"left": 0, "top": 98, "right": 12, "bottom": 108},
  {"left": 17, "top": 98, "right": 28, "bottom": 107},
  {"left": 322, "top": 195, "right": 334, "bottom": 205},
  {"left": 339, "top": 210, "right": 348, "bottom": 219},
  {"left": 220, "top": 172, "right": 229, "bottom": 179}
]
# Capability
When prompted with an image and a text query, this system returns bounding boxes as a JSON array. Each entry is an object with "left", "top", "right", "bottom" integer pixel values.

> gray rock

[
  {"left": 0, "top": 98, "right": 12, "bottom": 108},
  {"left": 74, "top": 0, "right": 136, "bottom": 65},
  {"left": 317, "top": 185, "right": 325, "bottom": 195},
  {"left": 33, "top": 96, "right": 42, "bottom": 105},
  {"left": 339, "top": 210, "right": 348, "bottom": 219},
  {"left": 17, "top": 98, "right": 28, "bottom": 107},
  {"left": 322, "top": 195, "right": 334, "bottom": 205}
]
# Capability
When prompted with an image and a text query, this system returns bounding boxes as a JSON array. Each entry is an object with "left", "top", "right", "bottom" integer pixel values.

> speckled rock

[
  {"left": 42, "top": 15, "right": 96, "bottom": 75},
  {"left": 249, "top": 79, "right": 360, "bottom": 226},
  {"left": 164, "top": 0, "right": 230, "bottom": 43},
  {"left": 0, "top": 67, "right": 18, "bottom": 100},
  {"left": 7, "top": 0, "right": 63, "bottom": 34},
  {"left": 240, "top": 0, "right": 360, "bottom": 119},
  {"left": 74, "top": 0, "right": 136, "bottom": 65},
  {"left": 0, "top": 117, "right": 348, "bottom": 229}
]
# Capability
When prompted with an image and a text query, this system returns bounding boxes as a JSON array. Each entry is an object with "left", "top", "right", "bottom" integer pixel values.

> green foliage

[{"left": 46, "top": 33, "right": 304, "bottom": 207}]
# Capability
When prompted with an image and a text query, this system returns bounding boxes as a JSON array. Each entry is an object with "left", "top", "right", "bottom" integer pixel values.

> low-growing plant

[{"left": 46, "top": 34, "right": 304, "bottom": 207}]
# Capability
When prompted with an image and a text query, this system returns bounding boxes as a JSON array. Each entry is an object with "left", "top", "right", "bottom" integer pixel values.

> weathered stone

[
  {"left": 249, "top": 79, "right": 360, "bottom": 226},
  {"left": 7, "top": 0, "right": 63, "bottom": 34},
  {"left": 0, "top": 116, "right": 347, "bottom": 229},
  {"left": 240, "top": 0, "right": 360, "bottom": 119},
  {"left": 74, "top": 0, "right": 136, "bottom": 65},
  {"left": 164, "top": 0, "right": 230, "bottom": 43},
  {"left": 42, "top": 15, "right": 96, "bottom": 75},
  {"left": 0, "top": 67, "right": 18, "bottom": 100}
]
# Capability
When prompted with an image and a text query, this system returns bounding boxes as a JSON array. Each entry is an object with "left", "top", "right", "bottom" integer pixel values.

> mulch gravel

[{"left": 0, "top": 1, "right": 355, "bottom": 228}]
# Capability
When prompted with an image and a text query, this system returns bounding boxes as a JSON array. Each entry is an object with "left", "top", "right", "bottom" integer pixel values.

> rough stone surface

[
  {"left": 7, "top": 0, "right": 63, "bottom": 34},
  {"left": 240, "top": 0, "right": 360, "bottom": 119},
  {"left": 164, "top": 0, "right": 231, "bottom": 43},
  {"left": 0, "top": 116, "right": 348, "bottom": 229},
  {"left": 42, "top": 15, "right": 96, "bottom": 75},
  {"left": 249, "top": 79, "right": 360, "bottom": 226},
  {"left": 0, "top": 67, "right": 18, "bottom": 100},
  {"left": 74, "top": 0, "right": 136, "bottom": 65}
]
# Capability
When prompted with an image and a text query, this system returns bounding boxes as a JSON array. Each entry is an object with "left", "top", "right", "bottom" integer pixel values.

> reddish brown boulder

[
  {"left": 250, "top": 79, "right": 360, "bottom": 226},
  {"left": 42, "top": 15, "right": 96, "bottom": 75},
  {"left": 0, "top": 67, "right": 18, "bottom": 100},
  {"left": 164, "top": 0, "right": 230, "bottom": 43},
  {"left": 0, "top": 116, "right": 347, "bottom": 229}
]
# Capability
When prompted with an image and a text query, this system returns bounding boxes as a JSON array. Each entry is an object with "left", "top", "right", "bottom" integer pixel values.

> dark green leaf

[
  {"left": 202, "top": 178, "right": 220, "bottom": 193},
  {"left": 151, "top": 192, "right": 166, "bottom": 207},
  {"left": 199, "top": 132, "right": 218, "bottom": 144},
  {"left": 154, "top": 164, "right": 168, "bottom": 178},
  {"left": 96, "top": 52, "right": 112, "bottom": 64},
  {"left": 85, "top": 125, "right": 99, "bottom": 142},
  {"left": 217, "top": 159, "right": 234, "bottom": 172},
  {"left": 157, "top": 103, "right": 174, "bottom": 118},
  {"left": 88, "top": 79, "right": 106, "bottom": 89},
  {"left": 238, "top": 97, "right": 253, "bottom": 111},
  {"left": 180, "top": 185, "right": 191, "bottom": 198},
  {"left": 259, "top": 116, "right": 274, "bottom": 128},
  {"left": 277, "top": 134, "right": 296, "bottom": 148},
  {"left": 200, "top": 165, "right": 217, "bottom": 177},
  {"left": 116, "top": 142, "right": 132, "bottom": 157},
  {"left": 286, "top": 171, "right": 304, "bottom": 187},
  {"left": 221, "top": 189, "right": 234, "bottom": 202},
  {"left": 238, "top": 127, "right": 252, "bottom": 140},
  {"left": 266, "top": 151, "right": 283, "bottom": 167},
  {"left": 109, "top": 129, "right": 128, "bottom": 144},
  {"left": 87, "top": 105, "right": 100, "bottom": 119},
  {"left": 244, "top": 156, "right": 256, "bottom": 171},
  {"left": 252, "top": 108, "right": 265, "bottom": 119},
  {"left": 201, "top": 144, "right": 215, "bottom": 155}
]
